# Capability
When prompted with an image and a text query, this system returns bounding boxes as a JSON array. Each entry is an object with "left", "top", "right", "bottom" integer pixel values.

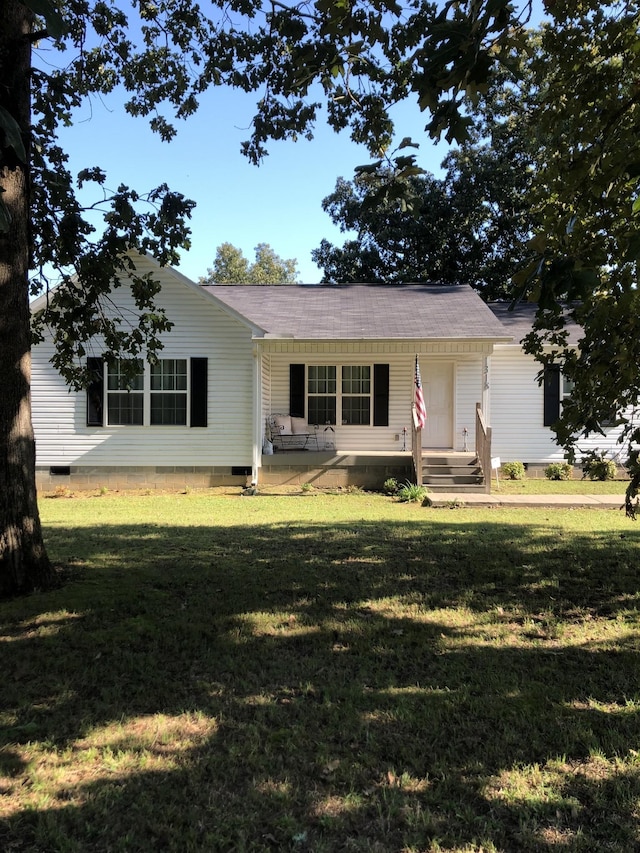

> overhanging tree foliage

[
  {"left": 313, "top": 117, "right": 535, "bottom": 297},
  {"left": 313, "top": 172, "right": 459, "bottom": 284},
  {"left": 513, "top": 4, "right": 640, "bottom": 516},
  {"left": 200, "top": 243, "right": 299, "bottom": 284},
  {"left": 1, "top": 0, "right": 639, "bottom": 595}
]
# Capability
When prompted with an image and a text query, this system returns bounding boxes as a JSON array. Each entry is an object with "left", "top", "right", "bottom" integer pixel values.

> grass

[
  {"left": 493, "top": 477, "right": 629, "bottom": 495},
  {"left": 1, "top": 489, "right": 640, "bottom": 852}
]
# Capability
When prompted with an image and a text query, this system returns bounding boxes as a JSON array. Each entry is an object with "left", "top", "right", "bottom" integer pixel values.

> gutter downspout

[{"left": 252, "top": 340, "right": 263, "bottom": 486}]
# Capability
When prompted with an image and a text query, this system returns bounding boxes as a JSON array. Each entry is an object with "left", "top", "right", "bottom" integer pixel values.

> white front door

[{"left": 422, "top": 362, "right": 454, "bottom": 448}]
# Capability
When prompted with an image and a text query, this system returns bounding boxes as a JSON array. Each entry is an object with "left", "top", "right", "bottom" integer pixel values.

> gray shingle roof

[
  {"left": 202, "top": 283, "right": 512, "bottom": 341},
  {"left": 488, "top": 302, "right": 582, "bottom": 347}
]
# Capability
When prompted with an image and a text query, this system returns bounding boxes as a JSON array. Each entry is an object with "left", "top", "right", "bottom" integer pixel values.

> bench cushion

[
  {"left": 291, "top": 416, "right": 310, "bottom": 435},
  {"left": 272, "top": 414, "right": 292, "bottom": 435}
]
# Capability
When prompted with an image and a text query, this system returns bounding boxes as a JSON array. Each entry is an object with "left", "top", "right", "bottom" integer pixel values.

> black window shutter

[
  {"left": 543, "top": 366, "right": 560, "bottom": 427},
  {"left": 190, "top": 358, "right": 208, "bottom": 427},
  {"left": 290, "top": 364, "right": 305, "bottom": 418},
  {"left": 373, "top": 363, "right": 390, "bottom": 426},
  {"left": 86, "top": 357, "right": 104, "bottom": 427}
]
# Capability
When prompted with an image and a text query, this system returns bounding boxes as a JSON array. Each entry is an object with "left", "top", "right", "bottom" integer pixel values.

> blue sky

[
  {"left": 53, "top": 82, "right": 450, "bottom": 284},
  {"left": 47, "top": 0, "right": 545, "bottom": 285}
]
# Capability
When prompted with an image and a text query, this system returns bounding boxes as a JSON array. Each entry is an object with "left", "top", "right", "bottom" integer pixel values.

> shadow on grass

[{"left": 1, "top": 514, "right": 639, "bottom": 851}]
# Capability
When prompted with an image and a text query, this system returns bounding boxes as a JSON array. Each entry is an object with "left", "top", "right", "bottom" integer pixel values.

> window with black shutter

[
  {"left": 543, "top": 366, "right": 560, "bottom": 427},
  {"left": 87, "top": 357, "right": 208, "bottom": 427},
  {"left": 86, "top": 357, "right": 104, "bottom": 427},
  {"left": 190, "top": 358, "right": 208, "bottom": 427},
  {"left": 289, "top": 363, "right": 306, "bottom": 418},
  {"left": 294, "top": 363, "right": 390, "bottom": 426},
  {"left": 373, "top": 364, "right": 389, "bottom": 426}
]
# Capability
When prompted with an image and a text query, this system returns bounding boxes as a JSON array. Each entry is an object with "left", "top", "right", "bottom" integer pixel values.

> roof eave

[{"left": 255, "top": 334, "right": 514, "bottom": 344}]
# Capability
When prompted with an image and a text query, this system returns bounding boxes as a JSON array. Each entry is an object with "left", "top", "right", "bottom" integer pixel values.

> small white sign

[{"left": 491, "top": 457, "right": 501, "bottom": 470}]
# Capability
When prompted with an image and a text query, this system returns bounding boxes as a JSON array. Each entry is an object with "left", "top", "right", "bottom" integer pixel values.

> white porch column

[{"left": 252, "top": 340, "right": 263, "bottom": 485}]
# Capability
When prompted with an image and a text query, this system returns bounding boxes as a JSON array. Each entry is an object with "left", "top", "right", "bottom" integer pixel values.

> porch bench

[{"left": 267, "top": 414, "right": 320, "bottom": 452}]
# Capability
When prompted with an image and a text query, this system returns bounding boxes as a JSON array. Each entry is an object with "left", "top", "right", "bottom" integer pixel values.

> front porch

[
  {"left": 259, "top": 449, "right": 488, "bottom": 492},
  {"left": 260, "top": 450, "right": 413, "bottom": 489},
  {"left": 259, "top": 405, "right": 492, "bottom": 492}
]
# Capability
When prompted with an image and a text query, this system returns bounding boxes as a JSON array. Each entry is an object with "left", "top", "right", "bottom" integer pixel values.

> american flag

[{"left": 414, "top": 355, "right": 427, "bottom": 430}]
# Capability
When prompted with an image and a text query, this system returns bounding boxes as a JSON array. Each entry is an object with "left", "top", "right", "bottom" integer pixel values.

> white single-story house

[{"left": 30, "top": 254, "right": 630, "bottom": 492}]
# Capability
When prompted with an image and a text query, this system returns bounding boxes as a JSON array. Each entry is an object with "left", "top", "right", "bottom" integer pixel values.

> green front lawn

[
  {"left": 1, "top": 491, "right": 639, "bottom": 852},
  {"left": 493, "top": 477, "right": 629, "bottom": 495}
]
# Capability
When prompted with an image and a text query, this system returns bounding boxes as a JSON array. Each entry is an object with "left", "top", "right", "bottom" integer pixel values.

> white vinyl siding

[
  {"left": 260, "top": 352, "right": 272, "bottom": 441},
  {"left": 490, "top": 345, "right": 630, "bottom": 464},
  {"left": 491, "top": 347, "right": 559, "bottom": 463},
  {"left": 31, "top": 257, "right": 254, "bottom": 467}
]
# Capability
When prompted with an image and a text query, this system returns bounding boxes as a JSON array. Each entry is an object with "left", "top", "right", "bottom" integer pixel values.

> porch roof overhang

[{"left": 203, "top": 283, "right": 513, "bottom": 344}]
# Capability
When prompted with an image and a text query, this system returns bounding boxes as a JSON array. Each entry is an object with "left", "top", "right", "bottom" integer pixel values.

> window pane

[
  {"left": 308, "top": 396, "right": 336, "bottom": 425},
  {"left": 308, "top": 365, "right": 336, "bottom": 394},
  {"left": 342, "top": 365, "right": 370, "bottom": 394},
  {"left": 107, "top": 393, "right": 144, "bottom": 425},
  {"left": 150, "top": 394, "right": 187, "bottom": 425},
  {"left": 342, "top": 397, "right": 371, "bottom": 425},
  {"left": 107, "top": 359, "right": 144, "bottom": 391},
  {"left": 151, "top": 359, "right": 187, "bottom": 392},
  {"left": 562, "top": 376, "right": 575, "bottom": 398}
]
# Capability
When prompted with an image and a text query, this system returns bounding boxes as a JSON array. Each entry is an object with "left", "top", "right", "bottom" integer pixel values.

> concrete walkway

[{"left": 428, "top": 492, "right": 628, "bottom": 509}]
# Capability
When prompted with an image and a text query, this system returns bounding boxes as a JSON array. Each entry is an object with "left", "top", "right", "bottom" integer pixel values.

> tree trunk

[{"left": 0, "top": 1, "right": 53, "bottom": 595}]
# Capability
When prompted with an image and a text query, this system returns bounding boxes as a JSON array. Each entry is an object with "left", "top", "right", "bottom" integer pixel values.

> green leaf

[
  {"left": 354, "top": 160, "right": 383, "bottom": 175},
  {"left": 398, "top": 137, "right": 420, "bottom": 150},
  {"left": 527, "top": 233, "right": 548, "bottom": 254},
  {"left": 396, "top": 166, "right": 425, "bottom": 179},
  {"left": 393, "top": 155, "right": 418, "bottom": 170},
  {"left": 0, "top": 192, "right": 11, "bottom": 234},
  {"left": 22, "top": 0, "right": 67, "bottom": 38},
  {"left": 623, "top": 233, "right": 640, "bottom": 261},
  {"left": 0, "top": 106, "right": 26, "bottom": 163},
  {"left": 570, "top": 267, "right": 600, "bottom": 292}
]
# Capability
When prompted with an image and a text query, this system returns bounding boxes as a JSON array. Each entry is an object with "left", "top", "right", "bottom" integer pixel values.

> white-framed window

[
  {"left": 107, "top": 359, "right": 145, "bottom": 426},
  {"left": 105, "top": 358, "right": 188, "bottom": 426},
  {"left": 561, "top": 375, "right": 574, "bottom": 409},
  {"left": 150, "top": 359, "right": 188, "bottom": 425},
  {"left": 341, "top": 365, "right": 371, "bottom": 425},
  {"left": 307, "top": 364, "right": 372, "bottom": 426},
  {"left": 307, "top": 365, "right": 337, "bottom": 425}
]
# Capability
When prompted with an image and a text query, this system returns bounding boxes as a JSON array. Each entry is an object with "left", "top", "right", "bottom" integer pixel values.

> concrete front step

[
  {"left": 424, "top": 466, "right": 483, "bottom": 476},
  {"left": 422, "top": 455, "right": 486, "bottom": 492},
  {"left": 425, "top": 474, "right": 484, "bottom": 484},
  {"left": 425, "top": 483, "right": 488, "bottom": 493},
  {"left": 422, "top": 454, "right": 479, "bottom": 465}
]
